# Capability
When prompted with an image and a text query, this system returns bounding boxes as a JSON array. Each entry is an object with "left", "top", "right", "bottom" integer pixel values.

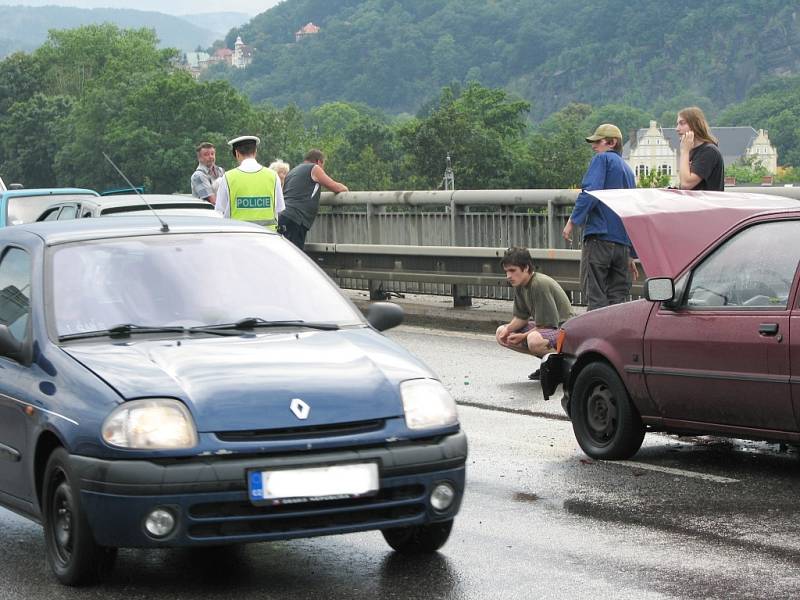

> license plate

[{"left": 248, "top": 462, "right": 379, "bottom": 505}]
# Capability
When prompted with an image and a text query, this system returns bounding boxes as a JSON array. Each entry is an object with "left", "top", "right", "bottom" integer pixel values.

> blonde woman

[
  {"left": 269, "top": 159, "right": 290, "bottom": 187},
  {"left": 676, "top": 107, "right": 724, "bottom": 190}
]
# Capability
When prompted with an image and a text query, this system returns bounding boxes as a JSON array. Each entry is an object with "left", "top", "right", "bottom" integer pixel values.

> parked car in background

[
  {"left": 0, "top": 187, "right": 99, "bottom": 227},
  {"left": 541, "top": 188, "right": 800, "bottom": 459},
  {"left": 0, "top": 216, "right": 466, "bottom": 585},
  {"left": 36, "top": 194, "right": 217, "bottom": 221}
]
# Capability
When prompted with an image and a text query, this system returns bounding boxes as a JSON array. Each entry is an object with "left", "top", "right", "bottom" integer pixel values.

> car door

[
  {"left": 0, "top": 245, "right": 34, "bottom": 502},
  {"left": 643, "top": 219, "right": 800, "bottom": 431}
]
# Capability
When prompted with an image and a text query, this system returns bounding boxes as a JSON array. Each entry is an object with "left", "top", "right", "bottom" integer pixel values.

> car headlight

[
  {"left": 102, "top": 399, "right": 198, "bottom": 449},
  {"left": 400, "top": 379, "right": 459, "bottom": 430}
]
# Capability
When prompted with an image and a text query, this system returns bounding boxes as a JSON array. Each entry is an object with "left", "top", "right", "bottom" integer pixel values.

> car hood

[
  {"left": 62, "top": 329, "right": 433, "bottom": 432},
  {"left": 587, "top": 188, "right": 800, "bottom": 278}
]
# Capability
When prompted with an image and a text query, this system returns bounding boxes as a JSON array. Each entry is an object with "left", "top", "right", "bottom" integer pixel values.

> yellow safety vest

[{"left": 225, "top": 167, "right": 277, "bottom": 230}]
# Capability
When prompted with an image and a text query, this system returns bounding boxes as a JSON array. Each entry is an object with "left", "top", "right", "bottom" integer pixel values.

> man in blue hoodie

[{"left": 562, "top": 123, "right": 638, "bottom": 311}]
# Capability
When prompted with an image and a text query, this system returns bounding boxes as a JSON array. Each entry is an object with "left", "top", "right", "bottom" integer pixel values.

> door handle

[{"left": 758, "top": 323, "right": 779, "bottom": 336}]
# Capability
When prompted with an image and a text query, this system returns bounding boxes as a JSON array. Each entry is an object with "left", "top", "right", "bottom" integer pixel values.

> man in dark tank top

[{"left": 279, "top": 149, "right": 349, "bottom": 250}]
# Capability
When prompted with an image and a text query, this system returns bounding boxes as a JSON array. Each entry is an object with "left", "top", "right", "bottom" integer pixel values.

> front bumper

[{"left": 70, "top": 431, "right": 467, "bottom": 548}]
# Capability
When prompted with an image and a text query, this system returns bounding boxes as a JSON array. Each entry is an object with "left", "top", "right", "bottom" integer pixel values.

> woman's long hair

[{"left": 679, "top": 107, "right": 718, "bottom": 145}]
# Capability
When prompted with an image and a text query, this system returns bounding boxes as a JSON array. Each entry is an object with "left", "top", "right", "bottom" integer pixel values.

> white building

[{"left": 232, "top": 36, "right": 254, "bottom": 69}]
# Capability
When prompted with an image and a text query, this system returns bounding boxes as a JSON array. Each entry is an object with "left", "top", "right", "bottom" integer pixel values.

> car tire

[
  {"left": 43, "top": 447, "right": 117, "bottom": 585},
  {"left": 382, "top": 519, "right": 453, "bottom": 554},
  {"left": 571, "top": 362, "right": 645, "bottom": 460}
]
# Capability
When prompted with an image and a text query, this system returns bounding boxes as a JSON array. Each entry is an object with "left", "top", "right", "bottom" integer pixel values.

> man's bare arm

[{"left": 312, "top": 164, "right": 349, "bottom": 193}]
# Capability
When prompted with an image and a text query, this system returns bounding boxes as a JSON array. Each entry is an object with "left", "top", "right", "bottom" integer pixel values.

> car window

[
  {"left": 686, "top": 220, "right": 800, "bottom": 309},
  {"left": 0, "top": 247, "right": 32, "bottom": 341},
  {"left": 49, "top": 233, "right": 364, "bottom": 336},
  {"left": 41, "top": 207, "right": 61, "bottom": 221},
  {"left": 7, "top": 194, "right": 95, "bottom": 226},
  {"left": 58, "top": 205, "right": 78, "bottom": 220}
]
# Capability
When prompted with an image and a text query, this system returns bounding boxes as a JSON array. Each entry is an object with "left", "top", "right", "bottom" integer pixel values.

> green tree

[
  {"left": 719, "top": 77, "right": 800, "bottom": 168},
  {"left": 397, "top": 82, "right": 531, "bottom": 189},
  {"left": 257, "top": 103, "right": 312, "bottom": 168},
  {"left": 0, "top": 94, "right": 72, "bottom": 187},
  {"left": 35, "top": 25, "right": 176, "bottom": 98},
  {"left": 62, "top": 74, "right": 259, "bottom": 192},
  {"left": 724, "top": 155, "right": 769, "bottom": 185},
  {"left": 0, "top": 52, "right": 45, "bottom": 114},
  {"left": 637, "top": 169, "right": 671, "bottom": 188},
  {"left": 582, "top": 104, "right": 653, "bottom": 143},
  {"left": 529, "top": 103, "right": 593, "bottom": 188}
]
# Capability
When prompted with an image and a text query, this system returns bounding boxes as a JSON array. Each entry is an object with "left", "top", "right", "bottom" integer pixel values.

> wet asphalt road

[{"left": 3, "top": 325, "right": 800, "bottom": 598}]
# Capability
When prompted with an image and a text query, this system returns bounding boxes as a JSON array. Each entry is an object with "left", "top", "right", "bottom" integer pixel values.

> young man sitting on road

[{"left": 495, "top": 246, "right": 573, "bottom": 381}]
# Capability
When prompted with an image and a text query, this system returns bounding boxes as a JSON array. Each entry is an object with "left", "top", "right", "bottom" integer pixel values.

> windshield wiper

[
  {"left": 190, "top": 317, "right": 340, "bottom": 332},
  {"left": 59, "top": 323, "right": 187, "bottom": 342}
]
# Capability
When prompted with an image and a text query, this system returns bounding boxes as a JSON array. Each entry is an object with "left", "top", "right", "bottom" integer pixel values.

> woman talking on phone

[{"left": 676, "top": 106, "right": 725, "bottom": 191}]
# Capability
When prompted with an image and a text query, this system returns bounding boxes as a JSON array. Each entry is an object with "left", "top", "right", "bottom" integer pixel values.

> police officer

[{"left": 215, "top": 135, "right": 284, "bottom": 230}]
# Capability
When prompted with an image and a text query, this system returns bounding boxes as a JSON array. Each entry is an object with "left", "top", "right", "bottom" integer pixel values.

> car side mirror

[
  {"left": 644, "top": 277, "right": 675, "bottom": 303},
  {"left": 365, "top": 302, "right": 404, "bottom": 331},
  {"left": 0, "top": 324, "right": 23, "bottom": 357}
]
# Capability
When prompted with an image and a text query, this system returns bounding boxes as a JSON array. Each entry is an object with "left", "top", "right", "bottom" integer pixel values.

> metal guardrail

[
  {"left": 308, "top": 187, "right": 800, "bottom": 305},
  {"left": 312, "top": 186, "right": 800, "bottom": 249},
  {"left": 306, "top": 242, "right": 644, "bottom": 306}
]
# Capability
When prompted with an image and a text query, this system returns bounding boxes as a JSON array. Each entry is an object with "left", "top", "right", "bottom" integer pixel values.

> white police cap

[{"left": 227, "top": 135, "right": 261, "bottom": 146}]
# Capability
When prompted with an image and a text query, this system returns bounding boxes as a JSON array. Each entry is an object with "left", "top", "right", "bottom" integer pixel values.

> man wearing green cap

[
  {"left": 562, "top": 123, "right": 638, "bottom": 311},
  {"left": 215, "top": 135, "right": 284, "bottom": 231}
]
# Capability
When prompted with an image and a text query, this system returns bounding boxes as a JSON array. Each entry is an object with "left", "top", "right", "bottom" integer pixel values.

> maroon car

[{"left": 541, "top": 188, "right": 800, "bottom": 459}]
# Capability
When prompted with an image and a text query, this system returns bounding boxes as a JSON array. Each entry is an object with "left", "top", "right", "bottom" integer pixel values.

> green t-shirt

[{"left": 512, "top": 272, "right": 573, "bottom": 328}]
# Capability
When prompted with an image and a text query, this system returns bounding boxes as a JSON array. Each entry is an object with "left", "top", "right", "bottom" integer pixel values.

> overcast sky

[{"left": 0, "top": 0, "right": 282, "bottom": 16}]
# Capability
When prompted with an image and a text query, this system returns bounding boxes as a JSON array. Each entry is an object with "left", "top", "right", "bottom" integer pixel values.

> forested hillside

[
  {"left": 0, "top": 6, "right": 219, "bottom": 55},
  {"left": 219, "top": 0, "right": 800, "bottom": 119},
  {"left": 2, "top": 22, "right": 799, "bottom": 196}
]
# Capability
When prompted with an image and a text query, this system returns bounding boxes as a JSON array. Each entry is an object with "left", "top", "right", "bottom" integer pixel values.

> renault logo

[{"left": 290, "top": 398, "right": 310, "bottom": 420}]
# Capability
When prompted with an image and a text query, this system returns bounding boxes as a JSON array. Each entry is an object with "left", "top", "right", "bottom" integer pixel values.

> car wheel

[
  {"left": 43, "top": 448, "right": 117, "bottom": 585},
  {"left": 382, "top": 519, "right": 453, "bottom": 554},
  {"left": 571, "top": 362, "right": 645, "bottom": 460}
]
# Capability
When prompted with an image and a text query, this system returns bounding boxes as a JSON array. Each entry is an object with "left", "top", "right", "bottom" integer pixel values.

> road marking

[{"left": 616, "top": 460, "right": 740, "bottom": 483}]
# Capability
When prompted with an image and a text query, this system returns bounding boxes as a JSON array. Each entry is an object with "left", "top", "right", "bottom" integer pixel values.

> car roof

[
  {"left": 2, "top": 215, "right": 270, "bottom": 246},
  {"left": 1, "top": 187, "right": 99, "bottom": 199},
  {"left": 589, "top": 188, "right": 800, "bottom": 278}
]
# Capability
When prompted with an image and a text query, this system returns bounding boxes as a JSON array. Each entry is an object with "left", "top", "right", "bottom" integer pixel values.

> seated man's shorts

[{"left": 517, "top": 321, "right": 559, "bottom": 349}]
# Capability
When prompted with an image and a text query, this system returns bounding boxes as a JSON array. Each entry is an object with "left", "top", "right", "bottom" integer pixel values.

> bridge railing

[{"left": 306, "top": 187, "right": 800, "bottom": 305}]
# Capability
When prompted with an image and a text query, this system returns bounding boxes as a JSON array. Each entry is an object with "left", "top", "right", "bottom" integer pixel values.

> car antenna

[{"left": 102, "top": 152, "right": 169, "bottom": 232}]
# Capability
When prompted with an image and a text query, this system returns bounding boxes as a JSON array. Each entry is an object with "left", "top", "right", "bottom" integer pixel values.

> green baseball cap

[{"left": 585, "top": 123, "right": 623, "bottom": 142}]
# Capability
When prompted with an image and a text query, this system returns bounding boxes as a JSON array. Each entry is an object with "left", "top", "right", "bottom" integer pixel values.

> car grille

[
  {"left": 215, "top": 419, "right": 385, "bottom": 442},
  {"left": 186, "top": 483, "right": 426, "bottom": 539}
]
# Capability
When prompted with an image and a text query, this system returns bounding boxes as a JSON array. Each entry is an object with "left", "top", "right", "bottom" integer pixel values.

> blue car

[
  {"left": 0, "top": 216, "right": 466, "bottom": 585},
  {"left": 0, "top": 187, "right": 99, "bottom": 227}
]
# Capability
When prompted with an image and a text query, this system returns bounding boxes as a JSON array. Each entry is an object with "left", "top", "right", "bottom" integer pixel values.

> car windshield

[
  {"left": 7, "top": 194, "right": 96, "bottom": 226},
  {"left": 48, "top": 232, "right": 364, "bottom": 337}
]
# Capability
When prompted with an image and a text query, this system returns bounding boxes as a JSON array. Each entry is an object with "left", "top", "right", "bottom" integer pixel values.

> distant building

[
  {"left": 623, "top": 121, "right": 778, "bottom": 186},
  {"left": 213, "top": 47, "right": 234, "bottom": 66},
  {"left": 295, "top": 22, "right": 320, "bottom": 42},
  {"left": 183, "top": 51, "right": 210, "bottom": 79},
  {"left": 232, "top": 35, "right": 254, "bottom": 69}
]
